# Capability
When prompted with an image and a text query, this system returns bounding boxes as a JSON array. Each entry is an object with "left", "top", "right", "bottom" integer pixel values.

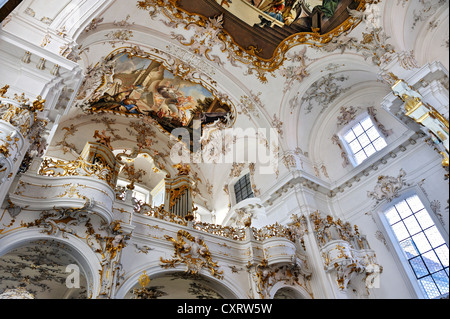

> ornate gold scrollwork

[
  {"left": 251, "top": 222, "right": 296, "bottom": 242},
  {"left": 161, "top": 229, "right": 224, "bottom": 279},
  {"left": 38, "top": 157, "right": 116, "bottom": 187},
  {"left": 138, "top": 203, "right": 188, "bottom": 226},
  {"left": 136, "top": 0, "right": 373, "bottom": 82}
]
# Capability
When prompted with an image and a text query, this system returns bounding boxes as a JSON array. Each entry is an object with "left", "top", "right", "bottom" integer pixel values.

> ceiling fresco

[
  {"left": 0, "top": 240, "right": 88, "bottom": 299},
  {"left": 83, "top": 50, "right": 234, "bottom": 151},
  {"left": 136, "top": 0, "right": 373, "bottom": 81},
  {"left": 89, "top": 52, "right": 232, "bottom": 127},
  {"left": 128, "top": 272, "right": 224, "bottom": 299}
]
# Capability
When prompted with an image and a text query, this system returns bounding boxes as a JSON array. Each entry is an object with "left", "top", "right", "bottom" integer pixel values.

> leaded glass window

[
  {"left": 234, "top": 174, "right": 254, "bottom": 204},
  {"left": 343, "top": 116, "right": 387, "bottom": 165},
  {"left": 384, "top": 195, "right": 449, "bottom": 298}
]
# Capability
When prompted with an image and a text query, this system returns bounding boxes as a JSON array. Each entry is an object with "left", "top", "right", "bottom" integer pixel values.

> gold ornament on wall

[
  {"left": 161, "top": 229, "right": 224, "bottom": 279},
  {"left": 136, "top": 0, "right": 373, "bottom": 83}
]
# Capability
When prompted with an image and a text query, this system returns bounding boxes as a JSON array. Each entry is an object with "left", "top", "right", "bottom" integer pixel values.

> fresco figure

[
  {"left": 87, "top": 52, "right": 233, "bottom": 144},
  {"left": 314, "top": 0, "right": 340, "bottom": 18}
]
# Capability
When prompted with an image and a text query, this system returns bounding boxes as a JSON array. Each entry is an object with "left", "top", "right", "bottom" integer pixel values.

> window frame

[
  {"left": 338, "top": 112, "right": 388, "bottom": 167},
  {"left": 374, "top": 186, "right": 449, "bottom": 299},
  {"left": 116, "top": 178, "right": 150, "bottom": 203},
  {"left": 233, "top": 172, "right": 254, "bottom": 205}
]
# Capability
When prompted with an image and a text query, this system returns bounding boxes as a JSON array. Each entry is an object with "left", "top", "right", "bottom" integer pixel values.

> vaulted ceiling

[{"left": 2, "top": 0, "right": 448, "bottom": 221}]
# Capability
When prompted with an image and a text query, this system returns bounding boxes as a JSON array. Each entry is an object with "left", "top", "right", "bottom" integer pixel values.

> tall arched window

[{"left": 383, "top": 194, "right": 449, "bottom": 298}]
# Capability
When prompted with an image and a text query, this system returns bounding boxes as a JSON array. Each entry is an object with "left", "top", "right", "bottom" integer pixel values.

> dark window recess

[{"left": 234, "top": 174, "right": 254, "bottom": 204}]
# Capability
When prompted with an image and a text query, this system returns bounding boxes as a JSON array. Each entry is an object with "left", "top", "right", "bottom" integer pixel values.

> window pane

[
  {"left": 354, "top": 151, "right": 367, "bottom": 164},
  {"left": 412, "top": 232, "right": 432, "bottom": 254},
  {"left": 424, "top": 226, "right": 445, "bottom": 248},
  {"left": 419, "top": 276, "right": 441, "bottom": 298},
  {"left": 384, "top": 195, "right": 449, "bottom": 299},
  {"left": 385, "top": 207, "right": 401, "bottom": 225},
  {"left": 349, "top": 140, "right": 362, "bottom": 153},
  {"left": 432, "top": 270, "right": 449, "bottom": 295},
  {"left": 364, "top": 144, "right": 376, "bottom": 157},
  {"left": 358, "top": 133, "right": 370, "bottom": 147},
  {"left": 372, "top": 137, "right": 387, "bottom": 151},
  {"left": 395, "top": 201, "right": 413, "bottom": 219},
  {"left": 352, "top": 124, "right": 364, "bottom": 137},
  {"left": 234, "top": 174, "right": 253, "bottom": 204},
  {"left": 392, "top": 222, "right": 410, "bottom": 241},
  {"left": 415, "top": 209, "right": 434, "bottom": 229},
  {"left": 422, "top": 250, "right": 443, "bottom": 273},
  {"left": 435, "top": 245, "right": 449, "bottom": 267},
  {"left": 343, "top": 117, "right": 388, "bottom": 167},
  {"left": 400, "top": 238, "right": 419, "bottom": 259},
  {"left": 403, "top": 215, "right": 422, "bottom": 236},
  {"left": 410, "top": 256, "right": 429, "bottom": 278},
  {"left": 360, "top": 117, "right": 374, "bottom": 130},
  {"left": 407, "top": 195, "right": 425, "bottom": 212},
  {"left": 366, "top": 126, "right": 380, "bottom": 140},
  {"left": 344, "top": 130, "right": 356, "bottom": 143}
]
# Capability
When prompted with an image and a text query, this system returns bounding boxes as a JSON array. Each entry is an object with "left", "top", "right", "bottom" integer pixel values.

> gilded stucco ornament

[
  {"left": 136, "top": 0, "right": 375, "bottom": 82},
  {"left": 132, "top": 271, "right": 168, "bottom": 299},
  {"left": 161, "top": 229, "right": 224, "bottom": 279},
  {"left": 39, "top": 157, "right": 117, "bottom": 188},
  {"left": 367, "top": 169, "right": 409, "bottom": 205},
  {"left": 309, "top": 211, "right": 383, "bottom": 294},
  {"left": 250, "top": 257, "right": 313, "bottom": 299},
  {"left": 137, "top": 203, "right": 188, "bottom": 226},
  {"left": 13, "top": 199, "right": 130, "bottom": 297}
]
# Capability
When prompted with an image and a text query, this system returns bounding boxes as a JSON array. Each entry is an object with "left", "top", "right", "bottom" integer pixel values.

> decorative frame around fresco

[{"left": 85, "top": 47, "right": 236, "bottom": 151}]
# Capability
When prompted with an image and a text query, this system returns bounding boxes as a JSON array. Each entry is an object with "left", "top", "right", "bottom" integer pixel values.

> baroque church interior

[{"left": 0, "top": 0, "right": 448, "bottom": 300}]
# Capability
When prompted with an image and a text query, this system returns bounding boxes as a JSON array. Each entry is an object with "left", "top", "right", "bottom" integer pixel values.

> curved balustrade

[
  {"left": 193, "top": 221, "right": 247, "bottom": 241},
  {"left": 0, "top": 97, "right": 38, "bottom": 202},
  {"left": 0, "top": 121, "right": 26, "bottom": 183},
  {"left": 262, "top": 236, "right": 297, "bottom": 265},
  {"left": 251, "top": 222, "right": 296, "bottom": 242},
  {"left": 39, "top": 157, "right": 116, "bottom": 188},
  {"left": 9, "top": 173, "right": 116, "bottom": 223}
]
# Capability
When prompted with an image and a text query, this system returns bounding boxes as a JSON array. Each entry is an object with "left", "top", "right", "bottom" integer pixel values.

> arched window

[{"left": 382, "top": 194, "right": 449, "bottom": 298}]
